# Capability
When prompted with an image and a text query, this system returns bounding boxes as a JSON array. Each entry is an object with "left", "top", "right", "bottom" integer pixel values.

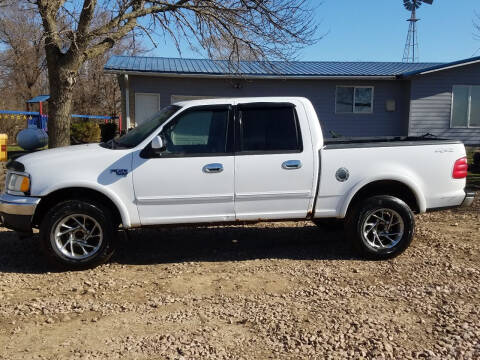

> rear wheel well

[
  {"left": 346, "top": 180, "right": 419, "bottom": 216},
  {"left": 32, "top": 188, "right": 122, "bottom": 228}
]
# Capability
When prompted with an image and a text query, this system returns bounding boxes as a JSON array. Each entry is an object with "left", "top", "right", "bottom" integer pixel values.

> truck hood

[
  {"left": 18, "top": 143, "right": 109, "bottom": 168},
  {"left": 17, "top": 144, "right": 132, "bottom": 181}
]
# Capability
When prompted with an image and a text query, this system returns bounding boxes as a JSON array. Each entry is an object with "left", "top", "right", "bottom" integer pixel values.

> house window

[
  {"left": 335, "top": 86, "right": 374, "bottom": 114},
  {"left": 451, "top": 85, "right": 480, "bottom": 128}
]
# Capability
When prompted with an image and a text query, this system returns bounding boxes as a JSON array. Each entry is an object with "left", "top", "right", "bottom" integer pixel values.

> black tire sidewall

[
  {"left": 40, "top": 200, "right": 116, "bottom": 270},
  {"left": 348, "top": 195, "right": 415, "bottom": 259}
]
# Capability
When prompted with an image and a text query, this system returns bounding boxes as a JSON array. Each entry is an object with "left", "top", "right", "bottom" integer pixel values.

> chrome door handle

[
  {"left": 203, "top": 163, "right": 224, "bottom": 173},
  {"left": 282, "top": 160, "right": 302, "bottom": 170}
]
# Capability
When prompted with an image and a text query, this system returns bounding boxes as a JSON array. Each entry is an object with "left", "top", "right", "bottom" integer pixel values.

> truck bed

[{"left": 324, "top": 136, "right": 462, "bottom": 149}]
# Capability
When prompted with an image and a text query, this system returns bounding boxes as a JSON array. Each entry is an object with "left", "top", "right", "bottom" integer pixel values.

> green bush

[
  {"left": 99, "top": 122, "right": 117, "bottom": 143},
  {"left": 70, "top": 121, "right": 101, "bottom": 144}
]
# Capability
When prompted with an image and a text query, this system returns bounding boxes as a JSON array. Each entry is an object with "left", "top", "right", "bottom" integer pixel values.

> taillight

[{"left": 452, "top": 157, "right": 468, "bottom": 179}]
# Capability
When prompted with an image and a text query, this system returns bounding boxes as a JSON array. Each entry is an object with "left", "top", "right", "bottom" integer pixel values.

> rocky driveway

[{"left": 0, "top": 196, "right": 479, "bottom": 359}]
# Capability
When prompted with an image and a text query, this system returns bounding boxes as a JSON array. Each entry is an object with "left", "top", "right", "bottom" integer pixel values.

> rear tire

[
  {"left": 39, "top": 200, "right": 116, "bottom": 270},
  {"left": 345, "top": 195, "right": 415, "bottom": 259}
]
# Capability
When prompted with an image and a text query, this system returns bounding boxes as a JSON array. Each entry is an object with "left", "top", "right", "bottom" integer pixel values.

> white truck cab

[{"left": 0, "top": 97, "right": 474, "bottom": 269}]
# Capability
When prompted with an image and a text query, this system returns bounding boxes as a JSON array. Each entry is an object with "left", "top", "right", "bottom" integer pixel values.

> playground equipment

[
  {"left": 17, "top": 95, "right": 49, "bottom": 150},
  {"left": 17, "top": 128, "right": 48, "bottom": 151},
  {"left": 1, "top": 95, "right": 121, "bottom": 151}
]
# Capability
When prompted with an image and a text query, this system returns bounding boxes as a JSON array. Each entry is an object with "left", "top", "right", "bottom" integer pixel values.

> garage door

[{"left": 135, "top": 93, "right": 160, "bottom": 126}]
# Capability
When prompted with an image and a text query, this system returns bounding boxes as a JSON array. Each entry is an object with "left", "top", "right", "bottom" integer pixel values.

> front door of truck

[
  {"left": 234, "top": 102, "right": 315, "bottom": 220},
  {"left": 132, "top": 105, "right": 235, "bottom": 225}
]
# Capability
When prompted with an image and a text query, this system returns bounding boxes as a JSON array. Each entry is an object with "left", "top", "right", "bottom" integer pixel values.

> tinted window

[
  {"left": 162, "top": 109, "right": 229, "bottom": 154},
  {"left": 240, "top": 106, "right": 301, "bottom": 152}
]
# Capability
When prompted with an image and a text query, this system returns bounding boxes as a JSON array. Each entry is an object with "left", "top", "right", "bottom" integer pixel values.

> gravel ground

[{"left": 0, "top": 196, "right": 478, "bottom": 359}]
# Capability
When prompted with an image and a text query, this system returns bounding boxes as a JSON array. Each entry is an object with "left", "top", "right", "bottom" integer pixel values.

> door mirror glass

[{"left": 151, "top": 135, "right": 165, "bottom": 153}]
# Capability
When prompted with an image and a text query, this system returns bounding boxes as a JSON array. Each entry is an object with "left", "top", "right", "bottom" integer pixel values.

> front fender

[{"left": 39, "top": 181, "right": 133, "bottom": 228}]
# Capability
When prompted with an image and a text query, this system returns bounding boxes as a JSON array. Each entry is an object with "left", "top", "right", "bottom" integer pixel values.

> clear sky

[{"left": 147, "top": 0, "right": 480, "bottom": 63}]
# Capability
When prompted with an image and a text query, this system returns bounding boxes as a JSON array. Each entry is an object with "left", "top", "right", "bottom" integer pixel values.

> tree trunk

[{"left": 47, "top": 66, "right": 78, "bottom": 148}]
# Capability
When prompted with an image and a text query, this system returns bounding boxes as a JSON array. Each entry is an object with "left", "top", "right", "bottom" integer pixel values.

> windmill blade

[
  {"left": 403, "top": 0, "right": 422, "bottom": 11},
  {"left": 422, "top": 0, "right": 434, "bottom": 4}
]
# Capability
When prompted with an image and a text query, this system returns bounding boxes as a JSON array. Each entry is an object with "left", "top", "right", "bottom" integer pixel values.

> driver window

[{"left": 161, "top": 108, "right": 229, "bottom": 155}]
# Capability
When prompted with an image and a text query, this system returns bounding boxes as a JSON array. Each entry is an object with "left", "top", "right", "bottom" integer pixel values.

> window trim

[
  {"left": 236, "top": 103, "right": 304, "bottom": 155},
  {"left": 335, "top": 86, "right": 374, "bottom": 114},
  {"left": 450, "top": 85, "right": 480, "bottom": 129},
  {"left": 140, "top": 104, "right": 234, "bottom": 158}
]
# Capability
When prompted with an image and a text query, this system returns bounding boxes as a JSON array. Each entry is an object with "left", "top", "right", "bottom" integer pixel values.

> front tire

[
  {"left": 345, "top": 195, "right": 415, "bottom": 259},
  {"left": 39, "top": 200, "right": 116, "bottom": 270}
]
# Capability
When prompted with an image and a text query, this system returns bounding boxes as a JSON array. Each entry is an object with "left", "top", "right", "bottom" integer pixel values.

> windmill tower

[{"left": 402, "top": 0, "right": 433, "bottom": 63}]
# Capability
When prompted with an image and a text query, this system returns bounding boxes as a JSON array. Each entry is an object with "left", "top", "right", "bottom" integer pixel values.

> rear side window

[{"left": 239, "top": 106, "right": 302, "bottom": 153}]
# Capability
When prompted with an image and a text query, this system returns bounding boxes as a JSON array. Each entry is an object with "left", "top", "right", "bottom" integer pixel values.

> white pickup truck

[{"left": 0, "top": 97, "right": 474, "bottom": 269}]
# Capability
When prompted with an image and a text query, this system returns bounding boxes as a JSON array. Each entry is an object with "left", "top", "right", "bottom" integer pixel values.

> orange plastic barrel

[{"left": 0, "top": 134, "right": 7, "bottom": 161}]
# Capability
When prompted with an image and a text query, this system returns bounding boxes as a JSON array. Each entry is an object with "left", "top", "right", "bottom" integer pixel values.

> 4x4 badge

[{"left": 110, "top": 169, "right": 128, "bottom": 177}]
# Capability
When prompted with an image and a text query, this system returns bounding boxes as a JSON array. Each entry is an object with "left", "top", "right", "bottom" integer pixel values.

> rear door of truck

[{"left": 233, "top": 101, "right": 316, "bottom": 220}]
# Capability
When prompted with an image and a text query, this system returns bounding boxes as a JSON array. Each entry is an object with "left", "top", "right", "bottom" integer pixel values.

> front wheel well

[
  {"left": 346, "top": 180, "right": 420, "bottom": 216},
  {"left": 32, "top": 187, "right": 123, "bottom": 228}
]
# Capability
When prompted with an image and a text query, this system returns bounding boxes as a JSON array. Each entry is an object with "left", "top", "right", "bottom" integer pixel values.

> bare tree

[
  {"left": 0, "top": 4, "right": 47, "bottom": 105},
  {"left": 200, "top": 31, "right": 259, "bottom": 61},
  {"left": 24, "top": 0, "right": 318, "bottom": 148},
  {"left": 0, "top": 3, "right": 141, "bottom": 123},
  {"left": 73, "top": 33, "right": 143, "bottom": 117}
]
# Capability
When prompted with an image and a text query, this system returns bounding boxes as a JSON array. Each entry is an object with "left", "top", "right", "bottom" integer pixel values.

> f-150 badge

[{"left": 110, "top": 169, "right": 128, "bottom": 176}]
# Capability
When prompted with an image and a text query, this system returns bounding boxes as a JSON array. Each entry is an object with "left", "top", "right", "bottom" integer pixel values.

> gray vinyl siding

[
  {"left": 409, "top": 63, "right": 480, "bottom": 145},
  {"left": 125, "top": 76, "right": 410, "bottom": 138}
]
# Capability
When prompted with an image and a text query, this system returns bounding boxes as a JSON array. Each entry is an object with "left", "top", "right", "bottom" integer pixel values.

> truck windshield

[{"left": 114, "top": 105, "right": 181, "bottom": 148}]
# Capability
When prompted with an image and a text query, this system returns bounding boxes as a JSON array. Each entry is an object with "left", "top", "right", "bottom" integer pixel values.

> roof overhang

[
  {"left": 399, "top": 56, "right": 480, "bottom": 78},
  {"left": 104, "top": 69, "right": 397, "bottom": 81}
]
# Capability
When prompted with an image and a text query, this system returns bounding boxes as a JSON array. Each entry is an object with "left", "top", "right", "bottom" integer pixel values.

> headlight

[{"left": 6, "top": 171, "right": 31, "bottom": 195}]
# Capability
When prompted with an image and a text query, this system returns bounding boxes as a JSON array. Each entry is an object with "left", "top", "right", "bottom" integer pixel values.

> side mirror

[{"left": 151, "top": 135, "right": 165, "bottom": 153}]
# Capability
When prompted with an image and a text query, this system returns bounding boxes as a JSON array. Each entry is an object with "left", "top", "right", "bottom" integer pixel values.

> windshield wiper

[
  {"left": 112, "top": 138, "right": 132, "bottom": 149},
  {"left": 99, "top": 138, "right": 124, "bottom": 150}
]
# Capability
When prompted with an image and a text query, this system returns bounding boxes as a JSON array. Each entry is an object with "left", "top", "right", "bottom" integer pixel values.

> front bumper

[
  {"left": 461, "top": 188, "right": 476, "bottom": 208},
  {"left": 0, "top": 193, "right": 40, "bottom": 232}
]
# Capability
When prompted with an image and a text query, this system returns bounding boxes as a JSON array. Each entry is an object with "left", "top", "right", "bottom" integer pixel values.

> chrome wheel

[
  {"left": 52, "top": 214, "right": 103, "bottom": 260},
  {"left": 362, "top": 208, "right": 404, "bottom": 250}
]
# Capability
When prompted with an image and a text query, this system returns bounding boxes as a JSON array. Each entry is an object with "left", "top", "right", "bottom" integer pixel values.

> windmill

[{"left": 402, "top": 0, "right": 433, "bottom": 63}]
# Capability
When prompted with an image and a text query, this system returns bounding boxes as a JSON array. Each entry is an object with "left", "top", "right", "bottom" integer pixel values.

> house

[{"left": 104, "top": 55, "right": 480, "bottom": 144}]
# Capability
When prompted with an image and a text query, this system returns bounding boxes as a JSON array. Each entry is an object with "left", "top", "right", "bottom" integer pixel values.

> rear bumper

[
  {"left": 0, "top": 193, "right": 40, "bottom": 232},
  {"left": 461, "top": 188, "right": 475, "bottom": 208},
  {"left": 426, "top": 188, "right": 475, "bottom": 212}
]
